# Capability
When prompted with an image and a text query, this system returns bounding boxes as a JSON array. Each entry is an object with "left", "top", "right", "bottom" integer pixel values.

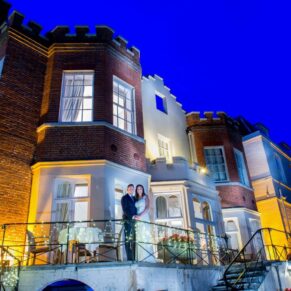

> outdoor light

[{"left": 200, "top": 167, "right": 207, "bottom": 174}]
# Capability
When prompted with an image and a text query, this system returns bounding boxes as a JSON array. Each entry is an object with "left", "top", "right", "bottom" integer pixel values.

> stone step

[
  {"left": 217, "top": 276, "right": 263, "bottom": 286},
  {"left": 225, "top": 270, "right": 266, "bottom": 279}
]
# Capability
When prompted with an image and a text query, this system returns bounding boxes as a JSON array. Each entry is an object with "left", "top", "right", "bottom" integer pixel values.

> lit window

[
  {"left": 202, "top": 202, "right": 212, "bottom": 221},
  {"left": 59, "top": 71, "right": 94, "bottom": 122},
  {"left": 168, "top": 195, "right": 182, "bottom": 217},
  {"left": 156, "top": 196, "right": 167, "bottom": 218},
  {"left": 204, "top": 147, "right": 228, "bottom": 182},
  {"left": 0, "top": 57, "right": 4, "bottom": 78},
  {"left": 234, "top": 149, "right": 250, "bottom": 186},
  {"left": 155, "top": 93, "right": 167, "bottom": 114},
  {"left": 193, "top": 199, "right": 203, "bottom": 219},
  {"left": 158, "top": 135, "right": 171, "bottom": 161},
  {"left": 113, "top": 76, "right": 135, "bottom": 134},
  {"left": 53, "top": 179, "right": 89, "bottom": 223},
  {"left": 155, "top": 194, "right": 182, "bottom": 219}
]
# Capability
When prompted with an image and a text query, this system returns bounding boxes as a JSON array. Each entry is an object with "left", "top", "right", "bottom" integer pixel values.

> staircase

[
  {"left": 212, "top": 262, "right": 269, "bottom": 290},
  {"left": 211, "top": 227, "right": 290, "bottom": 290}
]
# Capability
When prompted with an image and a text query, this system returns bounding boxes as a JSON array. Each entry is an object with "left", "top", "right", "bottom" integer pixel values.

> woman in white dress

[{"left": 133, "top": 185, "right": 155, "bottom": 262}]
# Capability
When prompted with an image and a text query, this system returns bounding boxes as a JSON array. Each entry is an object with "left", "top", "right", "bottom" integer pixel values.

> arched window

[
  {"left": 168, "top": 195, "right": 182, "bottom": 217},
  {"left": 156, "top": 196, "right": 167, "bottom": 218},
  {"left": 202, "top": 202, "right": 212, "bottom": 221},
  {"left": 193, "top": 198, "right": 203, "bottom": 219}
]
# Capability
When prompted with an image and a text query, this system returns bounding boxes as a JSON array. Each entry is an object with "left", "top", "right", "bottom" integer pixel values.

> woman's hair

[{"left": 135, "top": 184, "right": 146, "bottom": 200}]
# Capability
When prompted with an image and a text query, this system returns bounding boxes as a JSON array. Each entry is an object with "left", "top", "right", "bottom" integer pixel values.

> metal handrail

[{"left": 223, "top": 227, "right": 291, "bottom": 290}]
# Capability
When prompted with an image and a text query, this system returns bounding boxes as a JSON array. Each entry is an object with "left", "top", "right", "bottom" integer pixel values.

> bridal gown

[{"left": 135, "top": 196, "right": 156, "bottom": 263}]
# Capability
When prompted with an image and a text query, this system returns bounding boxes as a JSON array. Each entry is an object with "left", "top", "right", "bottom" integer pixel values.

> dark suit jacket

[{"left": 121, "top": 194, "right": 137, "bottom": 220}]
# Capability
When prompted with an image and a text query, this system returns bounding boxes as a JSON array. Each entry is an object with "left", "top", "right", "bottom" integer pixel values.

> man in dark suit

[{"left": 121, "top": 184, "right": 137, "bottom": 260}]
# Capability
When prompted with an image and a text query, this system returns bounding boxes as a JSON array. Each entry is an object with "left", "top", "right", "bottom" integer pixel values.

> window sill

[{"left": 37, "top": 121, "right": 145, "bottom": 143}]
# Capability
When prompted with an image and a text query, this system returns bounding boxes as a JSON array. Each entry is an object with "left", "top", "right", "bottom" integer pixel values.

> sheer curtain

[
  {"left": 55, "top": 183, "right": 72, "bottom": 222},
  {"left": 63, "top": 77, "right": 84, "bottom": 122}
]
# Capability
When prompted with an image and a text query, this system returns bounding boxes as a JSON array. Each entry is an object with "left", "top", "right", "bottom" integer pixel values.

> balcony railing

[{"left": 0, "top": 219, "right": 236, "bottom": 289}]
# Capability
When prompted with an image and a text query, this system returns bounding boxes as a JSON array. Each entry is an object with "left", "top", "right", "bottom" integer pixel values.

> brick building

[
  {"left": 238, "top": 117, "right": 291, "bottom": 251},
  {"left": 186, "top": 112, "right": 261, "bottom": 251},
  {"left": 0, "top": 2, "right": 149, "bottom": 230}
]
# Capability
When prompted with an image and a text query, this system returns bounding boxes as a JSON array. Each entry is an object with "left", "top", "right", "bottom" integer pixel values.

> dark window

[{"left": 155, "top": 94, "right": 167, "bottom": 114}]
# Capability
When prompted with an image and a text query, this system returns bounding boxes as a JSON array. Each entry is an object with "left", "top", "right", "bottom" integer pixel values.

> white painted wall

[
  {"left": 222, "top": 208, "right": 261, "bottom": 252},
  {"left": 18, "top": 263, "right": 224, "bottom": 291},
  {"left": 243, "top": 135, "right": 270, "bottom": 181},
  {"left": 142, "top": 75, "right": 190, "bottom": 162},
  {"left": 28, "top": 160, "right": 150, "bottom": 223}
]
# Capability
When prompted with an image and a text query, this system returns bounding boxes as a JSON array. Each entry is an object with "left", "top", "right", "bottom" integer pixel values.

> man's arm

[{"left": 121, "top": 196, "right": 136, "bottom": 218}]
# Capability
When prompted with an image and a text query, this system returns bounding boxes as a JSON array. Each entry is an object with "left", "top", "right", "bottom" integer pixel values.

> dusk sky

[{"left": 8, "top": 0, "right": 291, "bottom": 145}]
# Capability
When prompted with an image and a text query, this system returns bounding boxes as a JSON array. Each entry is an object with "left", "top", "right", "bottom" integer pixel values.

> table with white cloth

[{"left": 58, "top": 226, "right": 103, "bottom": 253}]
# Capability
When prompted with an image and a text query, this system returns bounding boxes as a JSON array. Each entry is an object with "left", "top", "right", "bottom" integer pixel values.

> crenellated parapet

[
  {"left": 186, "top": 111, "right": 240, "bottom": 130},
  {"left": 142, "top": 74, "right": 185, "bottom": 112},
  {"left": 0, "top": 0, "right": 140, "bottom": 62},
  {"left": 147, "top": 156, "right": 215, "bottom": 189}
]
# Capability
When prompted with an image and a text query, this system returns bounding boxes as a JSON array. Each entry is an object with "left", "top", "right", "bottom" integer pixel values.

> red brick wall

[
  {"left": 217, "top": 185, "right": 257, "bottom": 210},
  {"left": 35, "top": 126, "right": 146, "bottom": 172},
  {"left": 187, "top": 114, "right": 256, "bottom": 210},
  {"left": 38, "top": 44, "right": 145, "bottom": 171},
  {"left": 40, "top": 45, "right": 143, "bottom": 136},
  {"left": 0, "top": 33, "right": 47, "bottom": 224}
]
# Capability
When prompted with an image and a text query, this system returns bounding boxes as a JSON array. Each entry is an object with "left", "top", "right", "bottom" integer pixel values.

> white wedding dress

[{"left": 135, "top": 197, "right": 156, "bottom": 263}]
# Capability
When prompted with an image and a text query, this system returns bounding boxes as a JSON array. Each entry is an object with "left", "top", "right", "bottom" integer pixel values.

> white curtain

[{"left": 63, "top": 78, "right": 84, "bottom": 121}]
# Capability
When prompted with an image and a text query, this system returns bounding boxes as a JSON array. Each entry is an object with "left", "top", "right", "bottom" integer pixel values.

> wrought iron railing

[
  {"left": 0, "top": 219, "right": 235, "bottom": 289},
  {"left": 223, "top": 227, "right": 291, "bottom": 290}
]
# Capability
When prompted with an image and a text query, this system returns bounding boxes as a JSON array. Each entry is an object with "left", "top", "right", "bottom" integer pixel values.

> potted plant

[{"left": 157, "top": 233, "right": 196, "bottom": 263}]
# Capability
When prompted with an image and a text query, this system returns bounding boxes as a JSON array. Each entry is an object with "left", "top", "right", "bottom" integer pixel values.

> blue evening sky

[{"left": 7, "top": 0, "right": 291, "bottom": 145}]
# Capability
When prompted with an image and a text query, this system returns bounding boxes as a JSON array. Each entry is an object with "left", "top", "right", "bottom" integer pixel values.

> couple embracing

[{"left": 121, "top": 184, "right": 154, "bottom": 262}]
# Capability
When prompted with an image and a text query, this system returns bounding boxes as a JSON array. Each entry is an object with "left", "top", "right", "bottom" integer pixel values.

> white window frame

[
  {"left": 59, "top": 70, "right": 94, "bottom": 123},
  {"left": 51, "top": 177, "right": 90, "bottom": 223},
  {"left": 224, "top": 217, "right": 243, "bottom": 250},
  {"left": 113, "top": 75, "right": 136, "bottom": 135},
  {"left": 154, "top": 193, "right": 183, "bottom": 221},
  {"left": 234, "top": 148, "right": 250, "bottom": 187},
  {"left": 155, "top": 91, "right": 168, "bottom": 114},
  {"left": 157, "top": 134, "right": 171, "bottom": 162},
  {"left": 204, "top": 146, "right": 229, "bottom": 182}
]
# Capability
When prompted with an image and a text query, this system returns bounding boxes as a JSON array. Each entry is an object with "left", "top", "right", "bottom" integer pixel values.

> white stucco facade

[
  {"left": 28, "top": 160, "right": 150, "bottom": 224},
  {"left": 18, "top": 263, "right": 224, "bottom": 291},
  {"left": 142, "top": 75, "right": 190, "bottom": 162},
  {"left": 222, "top": 208, "right": 261, "bottom": 254}
]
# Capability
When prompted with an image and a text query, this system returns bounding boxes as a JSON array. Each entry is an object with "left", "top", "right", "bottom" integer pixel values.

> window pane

[
  {"left": 118, "top": 97, "right": 125, "bottom": 107},
  {"left": 127, "top": 122, "right": 132, "bottom": 133},
  {"left": 113, "top": 77, "right": 135, "bottom": 134},
  {"left": 126, "top": 111, "right": 132, "bottom": 122},
  {"left": 84, "top": 74, "right": 93, "bottom": 85},
  {"left": 118, "top": 118, "right": 124, "bottom": 129},
  {"left": 74, "top": 184, "right": 88, "bottom": 197},
  {"left": 113, "top": 104, "right": 118, "bottom": 115},
  {"left": 118, "top": 107, "right": 124, "bottom": 119},
  {"left": 83, "top": 98, "right": 93, "bottom": 110},
  {"left": 82, "top": 110, "right": 92, "bottom": 122},
  {"left": 156, "top": 196, "right": 167, "bottom": 218},
  {"left": 84, "top": 86, "right": 93, "bottom": 97},
  {"left": 168, "top": 195, "right": 181, "bottom": 217},
  {"left": 56, "top": 202, "right": 70, "bottom": 221},
  {"left": 113, "top": 116, "right": 118, "bottom": 126},
  {"left": 204, "top": 147, "right": 227, "bottom": 181},
  {"left": 60, "top": 72, "right": 94, "bottom": 122},
  {"left": 74, "top": 201, "right": 88, "bottom": 221}
]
